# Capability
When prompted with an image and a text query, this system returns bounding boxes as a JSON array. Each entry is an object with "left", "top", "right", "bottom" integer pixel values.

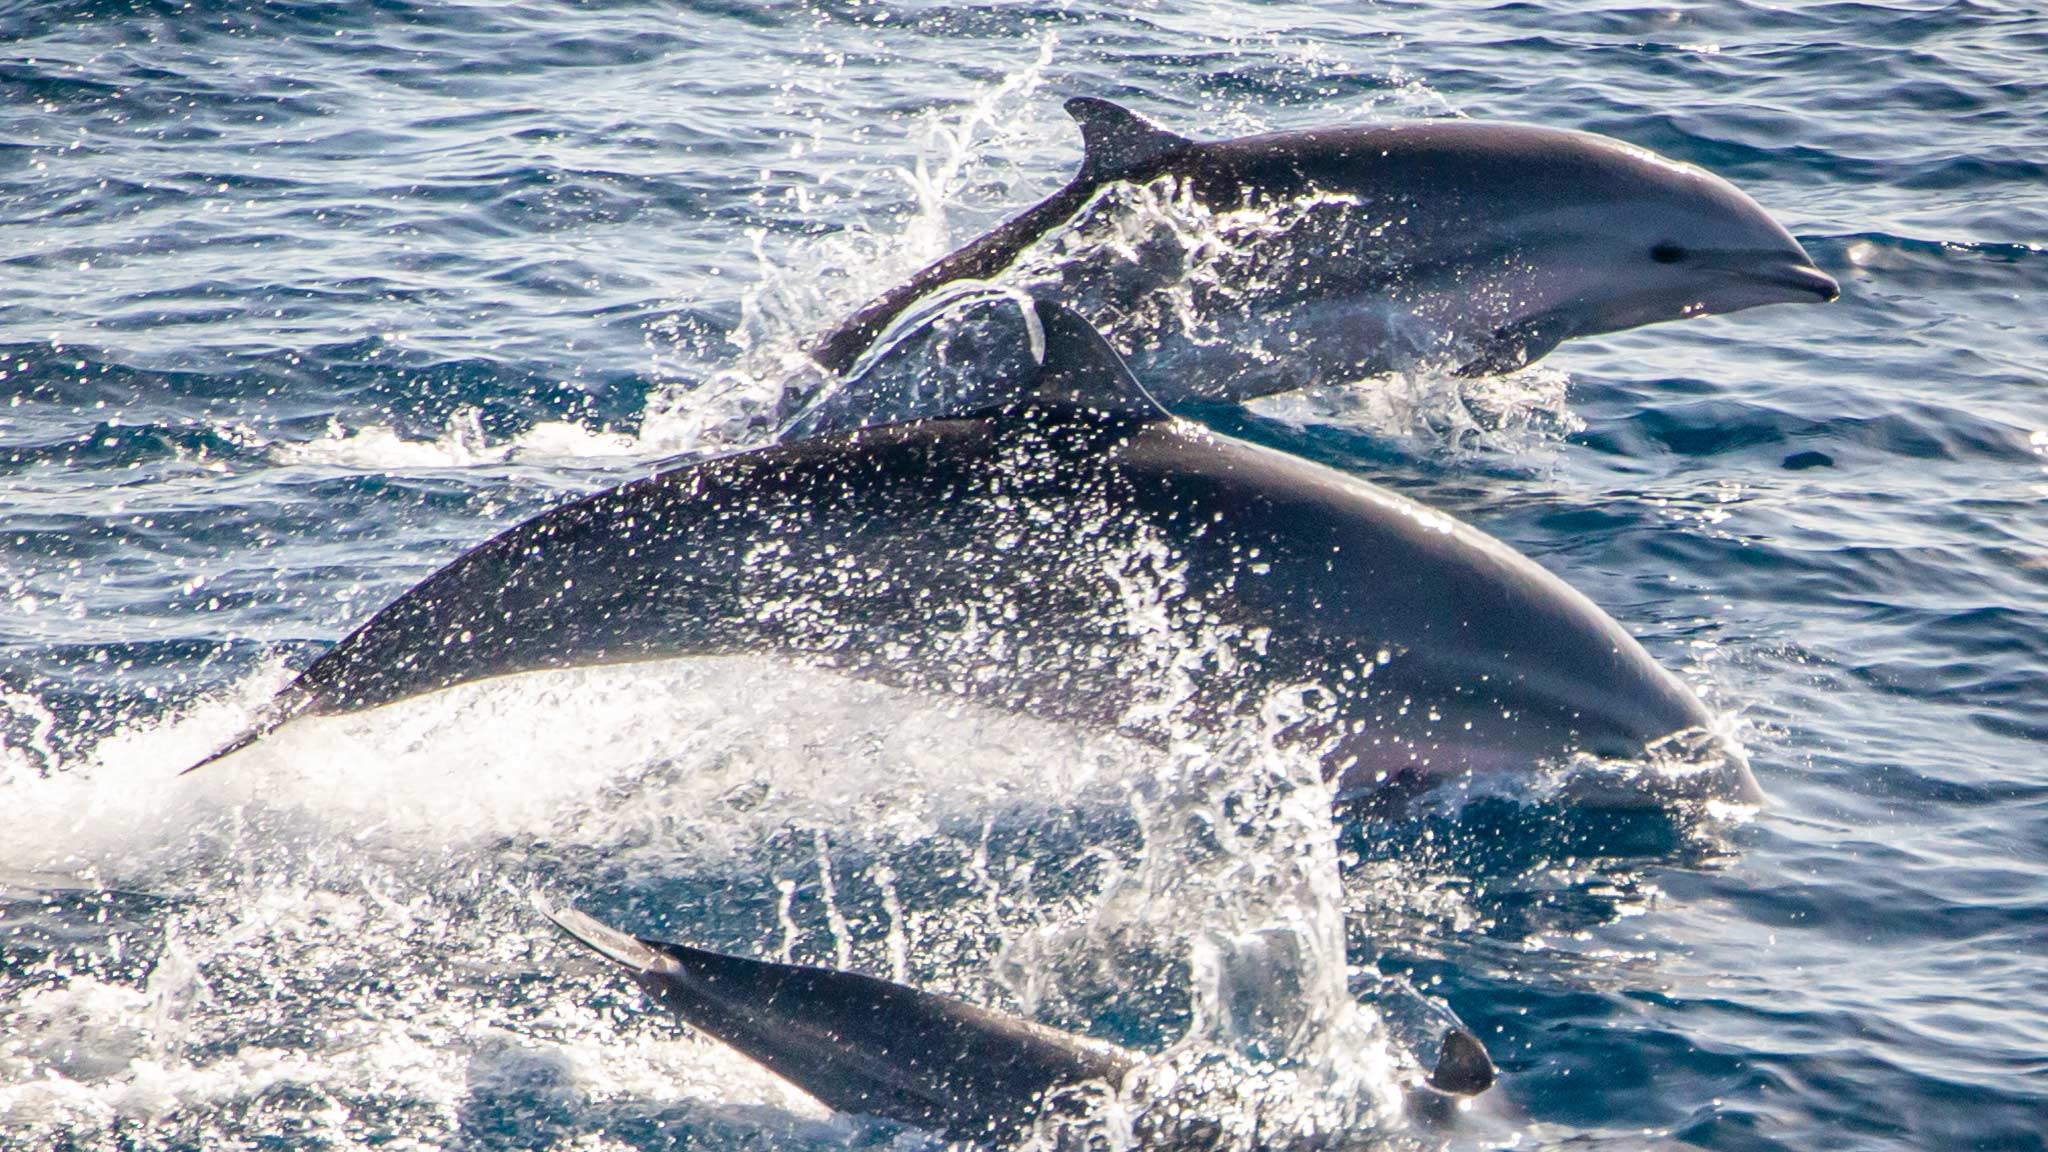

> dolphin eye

[{"left": 1651, "top": 242, "right": 1687, "bottom": 264}]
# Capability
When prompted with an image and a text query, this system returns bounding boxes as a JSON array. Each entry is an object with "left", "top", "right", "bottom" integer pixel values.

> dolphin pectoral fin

[
  {"left": 1019, "top": 300, "right": 1172, "bottom": 421},
  {"left": 537, "top": 902, "right": 1137, "bottom": 1142},
  {"left": 1428, "top": 1027, "right": 1497, "bottom": 1096},
  {"left": 1064, "top": 97, "right": 1193, "bottom": 184},
  {"left": 1454, "top": 345, "right": 1525, "bottom": 378},
  {"left": 1454, "top": 320, "right": 1563, "bottom": 378}
]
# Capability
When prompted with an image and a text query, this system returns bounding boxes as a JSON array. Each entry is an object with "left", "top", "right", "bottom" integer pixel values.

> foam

[
  {"left": 269, "top": 408, "right": 645, "bottom": 472},
  {"left": 0, "top": 654, "right": 1406, "bottom": 1147},
  {"left": 0, "top": 51, "right": 1513, "bottom": 1149}
]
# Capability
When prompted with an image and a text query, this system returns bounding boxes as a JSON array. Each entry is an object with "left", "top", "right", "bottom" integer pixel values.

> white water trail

[{"left": 1, "top": 639, "right": 1418, "bottom": 1149}]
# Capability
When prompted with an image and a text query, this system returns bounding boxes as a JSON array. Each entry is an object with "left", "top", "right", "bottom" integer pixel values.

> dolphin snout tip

[
  {"left": 1803, "top": 265, "right": 1841, "bottom": 303},
  {"left": 1763, "top": 259, "right": 1839, "bottom": 304},
  {"left": 1669, "top": 725, "right": 1765, "bottom": 807},
  {"left": 1719, "top": 740, "right": 1767, "bottom": 807},
  {"left": 1584, "top": 725, "right": 1764, "bottom": 809}
]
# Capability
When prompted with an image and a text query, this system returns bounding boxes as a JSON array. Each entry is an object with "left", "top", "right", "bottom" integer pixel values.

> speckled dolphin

[
  {"left": 811, "top": 97, "right": 1836, "bottom": 403},
  {"left": 188, "top": 300, "right": 1757, "bottom": 805},
  {"left": 539, "top": 902, "right": 1497, "bottom": 1145}
]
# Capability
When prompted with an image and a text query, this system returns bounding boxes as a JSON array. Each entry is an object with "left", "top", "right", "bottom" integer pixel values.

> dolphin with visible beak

[
  {"left": 539, "top": 902, "right": 1498, "bottom": 1146},
  {"left": 810, "top": 98, "right": 1836, "bottom": 405},
  {"left": 185, "top": 299, "right": 1758, "bottom": 806}
]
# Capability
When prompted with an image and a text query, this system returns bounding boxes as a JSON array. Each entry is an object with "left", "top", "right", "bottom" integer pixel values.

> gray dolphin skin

[
  {"left": 539, "top": 902, "right": 1496, "bottom": 1145},
  {"left": 812, "top": 98, "right": 1836, "bottom": 402},
  {"left": 187, "top": 300, "right": 1755, "bottom": 802},
  {"left": 540, "top": 902, "right": 1132, "bottom": 1144},
  {"left": 187, "top": 300, "right": 1757, "bottom": 804}
]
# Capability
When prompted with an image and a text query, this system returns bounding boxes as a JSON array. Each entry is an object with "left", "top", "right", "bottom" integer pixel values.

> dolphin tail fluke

[
  {"left": 809, "top": 180, "right": 1099, "bottom": 376},
  {"left": 810, "top": 98, "right": 1192, "bottom": 377},
  {"left": 537, "top": 900, "right": 1135, "bottom": 1141},
  {"left": 178, "top": 686, "right": 312, "bottom": 775}
]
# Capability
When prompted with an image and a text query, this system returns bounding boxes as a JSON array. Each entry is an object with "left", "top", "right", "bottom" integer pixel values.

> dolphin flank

[
  {"left": 810, "top": 98, "right": 1836, "bottom": 405},
  {"left": 186, "top": 298, "right": 1757, "bottom": 805},
  {"left": 538, "top": 901, "right": 1496, "bottom": 1145}
]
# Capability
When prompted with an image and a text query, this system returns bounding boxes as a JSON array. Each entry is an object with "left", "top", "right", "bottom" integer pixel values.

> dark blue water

[{"left": 2, "top": 2, "right": 2043, "bottom": 1149}]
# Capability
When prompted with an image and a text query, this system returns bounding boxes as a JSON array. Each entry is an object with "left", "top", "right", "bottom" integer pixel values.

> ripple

[{"left": 2, "top": 1, "right": 2045, "bottom": 1148}]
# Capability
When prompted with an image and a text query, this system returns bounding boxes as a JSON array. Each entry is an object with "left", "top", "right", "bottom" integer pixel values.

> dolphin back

[
  {"left": 542, "top": 903, "right": 1501, "bottom": 1143},
  {"left": 185, "top": 302, "right": 1172, "bottom": 770},
  {"left": 184, "top": 297, "right": 1752, "bottom": 804},
  {"left": 542, "top": 904, "right": 1135, "bottom": 1143}
]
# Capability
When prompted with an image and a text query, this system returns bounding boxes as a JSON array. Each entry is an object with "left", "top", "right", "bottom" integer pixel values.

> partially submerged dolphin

[
  {"left": 540, "top": 902, "right": 1496, "bottom": 1145},
  {"left": 188, "top": 300, "right": 1758, "bottom": 805},
  {"left": 812, "top": 98, "right": 1836, "bottom": 403}
]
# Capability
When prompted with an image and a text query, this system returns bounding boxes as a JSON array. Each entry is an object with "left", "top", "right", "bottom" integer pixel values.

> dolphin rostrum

[
  {"left": 810, "top": 98, "right": 1836, "bottom": 403},
  {"left": 187, "top": 299, "right": 1758, "bottom": 805},
  {"left": 539, "top": 901, "right": 1496, "bottom": 1145}
]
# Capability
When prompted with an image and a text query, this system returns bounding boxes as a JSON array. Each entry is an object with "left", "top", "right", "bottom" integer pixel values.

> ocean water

[{"left": 1, "top": 1, "right": 2043, "bottom": 1149}]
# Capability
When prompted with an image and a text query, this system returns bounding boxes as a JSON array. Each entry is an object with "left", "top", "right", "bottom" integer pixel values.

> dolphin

[
  {"left": 185, "top": 299, "right": 1759, "bottom": 805},
  {"left": 538, "top": 901, "right": 1496, "bottom": 1145},
  {"left": 809, "top": 97, "right": 1836, "bottom": 404}
]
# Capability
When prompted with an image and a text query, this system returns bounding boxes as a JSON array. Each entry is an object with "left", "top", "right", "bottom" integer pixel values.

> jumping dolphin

[
  {"left": 810, "top": 98, "right": 1836, "bottom": 403},
  {"left": 186, "top": 299, "right": 1759, "bottom": 805},
  {"left": 539, "top": 902, "right": 1496, "bottom": 1145}
]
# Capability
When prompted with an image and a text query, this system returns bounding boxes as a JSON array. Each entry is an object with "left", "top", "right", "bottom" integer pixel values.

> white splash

[
  {"left": 1248, "top": 362, "right": 1586, "bottom": 460},
  {"left": 271, "top": 408, "right": 645, "bottom": 472},
  {"left": 2, "top": 627, "right": 1415, "bottom": 1149},
  {"left": 634, "top": 34, "right": 1068, "bottom": 458}
]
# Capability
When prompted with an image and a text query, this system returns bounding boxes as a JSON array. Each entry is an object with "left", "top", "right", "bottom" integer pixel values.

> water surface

[{"left": 2, "top": 2, "right": 2044, "bottom": 1149}]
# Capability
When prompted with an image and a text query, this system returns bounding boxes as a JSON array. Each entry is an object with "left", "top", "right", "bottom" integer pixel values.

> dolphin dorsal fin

[
  {"left": 1020, "top": 299, "right": 1169, "bottom": 421},
  {"left": 1429, "top": 1027, "right": 1498, "bottom": 1096},
  {"left": 1066, "top": 97, "right": 1191, "bottom": 184}
]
